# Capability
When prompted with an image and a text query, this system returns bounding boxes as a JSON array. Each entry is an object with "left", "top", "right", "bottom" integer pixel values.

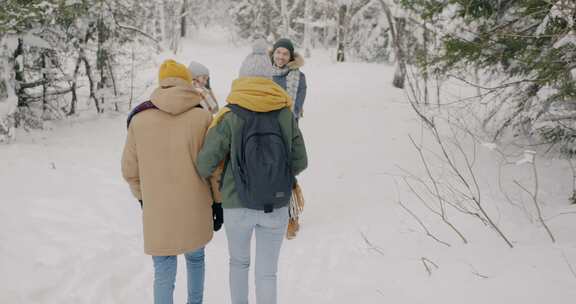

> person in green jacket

[{"left": 196, "top": 40, "right": 307, "bottom": 304}]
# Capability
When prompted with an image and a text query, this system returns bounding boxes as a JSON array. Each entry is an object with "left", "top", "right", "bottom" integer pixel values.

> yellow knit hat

[{"left": 158, "top": 59, "right": 193, "bottom": 83}]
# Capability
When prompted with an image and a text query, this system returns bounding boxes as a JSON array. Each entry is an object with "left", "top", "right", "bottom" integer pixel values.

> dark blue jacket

[{"left": 273, "top": 71, "right": 307, "bottom": 119}]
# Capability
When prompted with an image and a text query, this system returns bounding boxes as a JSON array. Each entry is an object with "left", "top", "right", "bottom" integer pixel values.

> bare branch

[
  {"left": 421, "top": 257, "right": 439, "bottom": 276},
  {"left": 447, "top": 74, "right": 536, "bottom": 91},
  {"left": 402, "top": 177, "right": 441, "bottom": 215},
  {"left": 446, "top": 128, "right": 514, "bottom": 247},
  {"left": 514, "top": 163, "right": 556, "bottom": 243},
  {"left": 266, "top": 0, "right": 281, "bottom": 13},
  {"left": 407, "top": 137, "right": 469, "bottom": 244},
  {"left": 562, "top": 251, "right": 576, "bottom": 280},
  {"left": 545, "top": 211, "right": 576, "bottom": 221},
  {"left": 468, "top": 263, "right": 490, "bottom": 279},
  {"left": 498, "top": 161, "right": 534, "bottom": 222},
  {"left": 415, "top": 122, "right": 514, "bottom": 247},
  {"left": 542, "top": 113, "right": 576, "bottom": 122},
  {"left": 288, "top": 0, "right": 304, "bottom": 17},
  {"left": 116, "top": 23, "right": 160, "bottom": 45},
  {"left": 360, "top": 232, "right": 386, "bottom": 256},
  {"left": 569, "top": 159, "right": 576, "bottom": 205},
  {"left": 398, "top": 200, "right": 452, "bottom": 247}
]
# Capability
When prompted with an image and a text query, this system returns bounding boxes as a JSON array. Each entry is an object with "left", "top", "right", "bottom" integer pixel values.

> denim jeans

[
  {"left": 152, "top": 247, "right": 205, "bottom": 304},
  {"left": 224, "top": 207, "right": 289, "bottom": 304}
]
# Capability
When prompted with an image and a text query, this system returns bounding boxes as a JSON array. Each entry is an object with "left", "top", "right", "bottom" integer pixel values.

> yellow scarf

[{"left": 209, "top": 77, "right": 293, "bottom": 128}]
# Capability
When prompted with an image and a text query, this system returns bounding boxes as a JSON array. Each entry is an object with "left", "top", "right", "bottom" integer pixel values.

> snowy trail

[{"left": 1, "top": 39, "right": 576, "bottom": 303}]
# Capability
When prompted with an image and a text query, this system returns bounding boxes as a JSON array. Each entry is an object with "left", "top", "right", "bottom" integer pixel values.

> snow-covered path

[{"left": 1, "top": 39, "right": 575, "bottom": 303}]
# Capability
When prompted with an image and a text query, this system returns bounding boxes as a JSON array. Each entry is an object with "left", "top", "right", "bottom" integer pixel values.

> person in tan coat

[{"left": 121, "top": 59, "right": 213, "bottom": 304}]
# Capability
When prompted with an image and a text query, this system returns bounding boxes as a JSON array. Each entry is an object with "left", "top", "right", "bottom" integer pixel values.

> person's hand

[{"left": 212, "top": 202, "right": 223, "bottom": 231}]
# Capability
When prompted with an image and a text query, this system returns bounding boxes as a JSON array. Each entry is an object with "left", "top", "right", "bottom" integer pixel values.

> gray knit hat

[
  {"left": 187, "top": 61, "right": 210, "bottom": 78},
  {"left": 239, "top": 39, "right": 273, "bottom": 79}
]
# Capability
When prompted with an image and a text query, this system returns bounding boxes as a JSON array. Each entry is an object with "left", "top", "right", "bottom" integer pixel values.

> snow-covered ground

[{"left": 1, "top": 31, "right": 576, "bottom": 303}]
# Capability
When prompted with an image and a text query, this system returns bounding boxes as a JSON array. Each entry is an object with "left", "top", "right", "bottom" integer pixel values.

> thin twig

[
  {"left": 569, "top": 159, "right": 576, "bottom": 204},
  {"left": 360, "top": 231, "right": 386, "bottom": 256},
  {"left": 421, "top": 257, "right": 439, "bottom": 276},
  {"left": 469, "top": 263, "right": 490, "bottom": 279},
  {"left": 514, "top": 168, "right": 556, "bottom": 243},
  {"left": 395, "top": 178, "right": 452, "bottom": 246},
  {"left": 561, "top": 251, "right": 576, "bottom": 280},
  {"left": 409, "top": 135, "right": 469, "bottom": 244},
  {"left": 431, "top": 127, "right": 514, "bottom": 248},
  {"left": 398, "top": 201, "right": 452, "bottom": 247}
]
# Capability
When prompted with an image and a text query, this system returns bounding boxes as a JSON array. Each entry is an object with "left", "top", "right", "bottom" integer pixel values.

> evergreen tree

[{"left": 400, "top": 0, "right": 576, "bottom": 155}]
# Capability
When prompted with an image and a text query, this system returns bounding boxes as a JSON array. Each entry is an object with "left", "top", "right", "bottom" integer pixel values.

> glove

[{"left": 212, "top": 202, "right": 223, "bottom": 231}]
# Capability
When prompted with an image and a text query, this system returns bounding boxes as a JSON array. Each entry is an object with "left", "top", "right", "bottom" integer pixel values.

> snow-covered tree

[
  {"left": 0, "top": 0, "right": 160, "bottom": 133},
  {"left": 400, "top": 0, "right": 576, "bottom": 155},
  {"left": 229, "top": 0, "right": 305, "bottom": 41}
]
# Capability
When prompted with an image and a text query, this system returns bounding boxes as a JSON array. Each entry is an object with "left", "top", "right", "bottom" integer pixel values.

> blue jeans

[
  {"left": 224, "top": 207, "right": 289, "bottom": 304},
  {"left": 152, "top": 247, "right": 205, "bottom": 304}
]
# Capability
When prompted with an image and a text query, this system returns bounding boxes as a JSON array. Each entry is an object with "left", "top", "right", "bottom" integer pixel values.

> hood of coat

[{"left": 150, "top": 77, "right": 204, "bottom": 115}]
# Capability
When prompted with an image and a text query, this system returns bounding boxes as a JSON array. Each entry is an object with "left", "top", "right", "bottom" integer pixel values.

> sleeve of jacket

[
  {"left": 121, "top": 125, "right": 142, "bottom": 200},
  {"left": 294, "top": 72, "right": 307, "bottom": 118},
  {"left": 196, "top": 114, "right": 232, "bottom": 179},
  {"left": 206, "top": 89, "right": 220, "bottom": 114},
  {"left": 290, "top": 115, "right": 308, "bottom": 176}
]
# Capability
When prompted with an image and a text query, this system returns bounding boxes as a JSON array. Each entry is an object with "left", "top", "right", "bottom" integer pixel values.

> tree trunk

[
  {"left": 378, "top": 0, "right": 406, "bottom": 89},
  {"left": 13, "top": 38, "right": 23, "bottom": 83},
  {"left": 392, "top": 17, "right": 406, "bottom": 89},
  {"left": 181, "top": 0, "right": 188, "bottom": 38},
  {"left": 97, "top": 15, "right": 109, "bottom": 109},
  {"left": 168, "top": 1, "right": 181, "bottom": 53},
  {"left": 81, "top": 55, "right": 102, "bottom": 113},
  {"left": 423, "top": 22, "right": 429, "bottom": 104},
  {"left": 336, "top": 4, "right": 347, "bottom": 62},
  {"left": 41, "top": 52, "right": 47, "bottom": 118},
  {"left": 303, "top": 0, "right": 313, "bottom": 58},
  {"left": 322, "top": 10, "right": 329, "bottom": 50},
  {"left": 106, "top": 60, "right": 119, "bottom": 111},
  {"left": 129, "top": 44, "right": 135, "bottom": 110},
  {"left": 281, "top": 0, "right": 289, "bottom": 37},
  {"left": 13, "top": 38, "right": 25, "bottom": 109},
  {"left": 69, "top": 26, "right": 93, "bottom": 116},
  {"left": 156, "top": 1, "right": 166, "bottom": 42}
]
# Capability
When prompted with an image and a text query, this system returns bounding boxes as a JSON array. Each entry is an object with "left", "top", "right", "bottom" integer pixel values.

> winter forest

[{"left": 1, "top": 0, "right": 576, "bottom": 303}]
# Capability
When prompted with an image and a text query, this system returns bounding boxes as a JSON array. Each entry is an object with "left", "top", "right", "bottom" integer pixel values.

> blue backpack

[{"left": 227, "top": 104, "right": 294, "bottom": 213}]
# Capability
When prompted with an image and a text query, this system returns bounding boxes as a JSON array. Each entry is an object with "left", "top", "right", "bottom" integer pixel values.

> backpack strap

[
  {"left": 227, "top": 104, "right": 286, "bottom": 120},
  {"left": 127, "top": 101, "right": 203, "bottom": 129},
  {"left": 127, "top": 100, "right": 156, "bottom": 129},
  {"left": 227, "top": 104, "right": 254, "bottom": 120}
]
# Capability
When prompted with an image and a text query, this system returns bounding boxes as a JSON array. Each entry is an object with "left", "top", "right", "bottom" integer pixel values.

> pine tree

[{"left": 400, "top": 0, "right": 576, "bottom": 155}]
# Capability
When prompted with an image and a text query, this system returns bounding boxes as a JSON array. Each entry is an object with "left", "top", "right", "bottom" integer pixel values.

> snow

[
  {"left": 535, "top": 15, "right": 550, "bottom": 35},
  {"left": 0, "top": 36, "right": 18, "bottom": 142},
  {"left": 553, "top": 30, "right": 576, "bottom": 49},
  {"left": 481, "top": 142, "right": 498, "bottom": 151},
  {"left": 0, "top": 73, "right": 17, "bottom": 123},
  {"left": 515, "top": 150, "right": 537, "bottom": 165},
  {"left": 1, "top": 31, "right": 576, "bottom": 303},
  {"left": 22, "top": 33, "right": 52, "bottom": 49},
  {"left": 539, "top": 1, "right": 576, "bottom": 36},
  {"left": 550, "top": 0, "right": 575, "bottom": 28}
]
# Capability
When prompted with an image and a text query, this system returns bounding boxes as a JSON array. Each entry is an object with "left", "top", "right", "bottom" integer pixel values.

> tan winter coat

[{"left": 121, "top": 77, "right": 214, "bottom": 256}]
